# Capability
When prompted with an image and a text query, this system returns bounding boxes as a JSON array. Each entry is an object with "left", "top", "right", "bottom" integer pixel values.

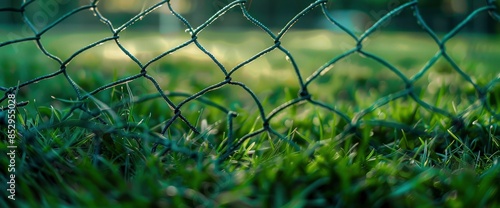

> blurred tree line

[
  {"left": 327, "top": 0, "right": 498, "bottom": 33},
  {"left": 0, "top": 0, "right": 498, "bottom": 33},
  {"left": 212, "top": 0, "right": 499, "bottom": 33}
]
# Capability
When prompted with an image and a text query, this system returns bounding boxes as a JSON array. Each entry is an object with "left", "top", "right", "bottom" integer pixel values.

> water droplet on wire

[
  {"left": 89, "top": 7, "right": 96, "bottom": 16},
  {"left": 285, "top": 55, "right": 291, "bottom": 63}
]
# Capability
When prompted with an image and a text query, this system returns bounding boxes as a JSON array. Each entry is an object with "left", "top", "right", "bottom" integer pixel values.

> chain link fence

[{"left": 1, "top": 0, "right": 500, "bottom": 161}]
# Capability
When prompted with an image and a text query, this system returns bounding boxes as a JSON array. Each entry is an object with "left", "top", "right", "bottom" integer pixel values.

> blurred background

[
  {"left": 0, "top": 0, "right": 498, "bottom": 33},
  {"left": 0, "top": 0, "right": 499, "bottom": 125}
]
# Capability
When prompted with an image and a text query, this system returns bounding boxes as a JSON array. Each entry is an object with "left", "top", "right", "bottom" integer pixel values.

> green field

[{"left": 1, "top": 29, "right": 500, "bottom": 207}]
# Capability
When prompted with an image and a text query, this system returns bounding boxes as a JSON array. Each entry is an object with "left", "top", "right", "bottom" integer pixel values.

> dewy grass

[
  {"left": 3, "top": 82, "right": 499, "bottom": 207},
  {"left": 4, "top": 65, "right": 500, "bottom": 206}
]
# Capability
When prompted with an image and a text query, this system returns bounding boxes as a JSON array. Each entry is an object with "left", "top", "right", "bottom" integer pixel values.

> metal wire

[{"left": 1, "top": 0, "right": 499, "bottom": 161}]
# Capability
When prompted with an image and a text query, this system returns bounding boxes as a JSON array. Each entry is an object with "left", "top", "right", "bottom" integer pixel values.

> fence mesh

[{"left": 1, "top": 0, "right": 500, "bottom": 161}]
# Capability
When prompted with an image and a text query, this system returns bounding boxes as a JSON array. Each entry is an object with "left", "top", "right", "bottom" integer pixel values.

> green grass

[{"left": 1, "top": 29, "right": 500, "bottom": 207}]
